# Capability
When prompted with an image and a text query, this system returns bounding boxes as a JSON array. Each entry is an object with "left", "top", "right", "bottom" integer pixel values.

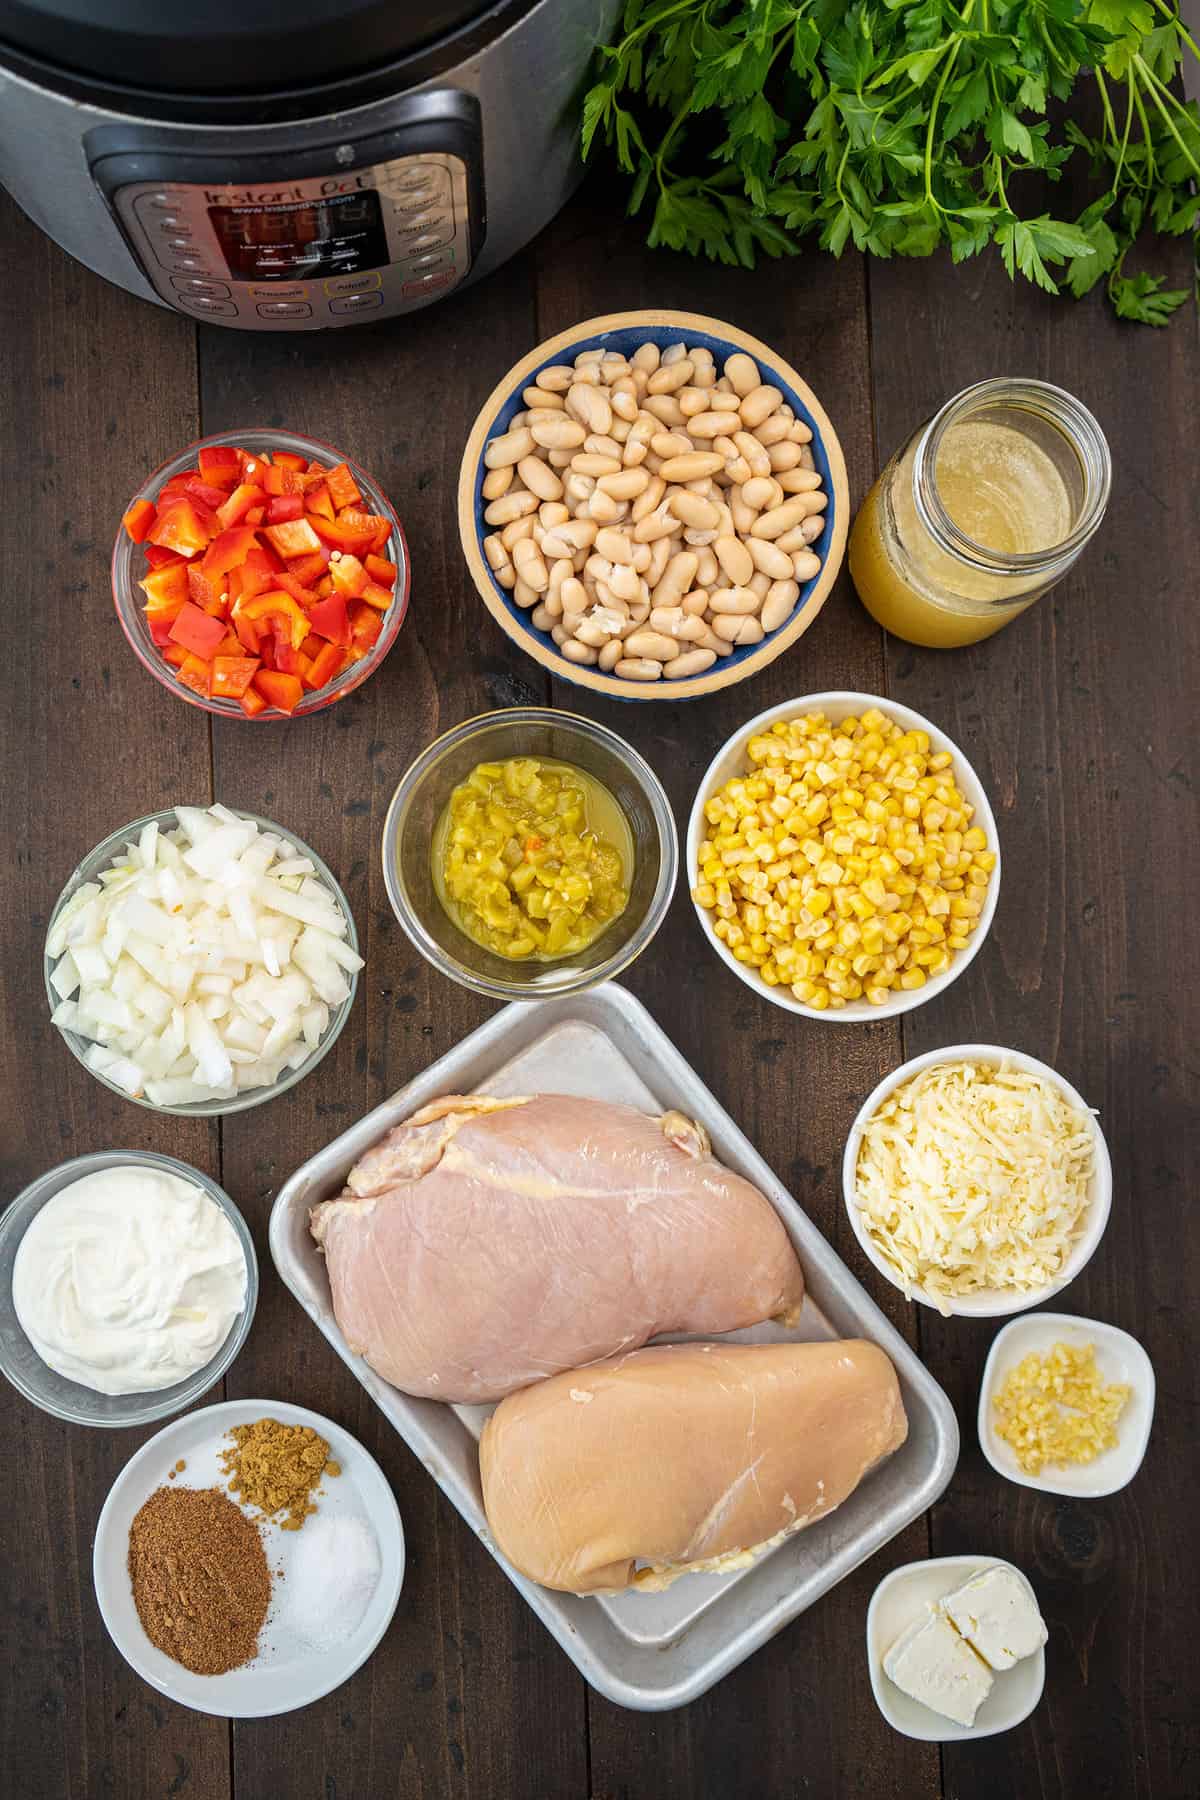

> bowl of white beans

[{"left": 458, "top": 310, "right": 850, "bottom": 701}]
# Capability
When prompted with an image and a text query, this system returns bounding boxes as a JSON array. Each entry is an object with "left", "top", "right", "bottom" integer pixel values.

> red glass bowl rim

[{"left": 111, "top": 426, "right": 410, "bottom": 720}]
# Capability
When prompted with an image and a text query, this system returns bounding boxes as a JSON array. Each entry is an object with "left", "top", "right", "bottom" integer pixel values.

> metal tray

[{"left": 269, "top": 984, "right": 958, "bottom": 1710}]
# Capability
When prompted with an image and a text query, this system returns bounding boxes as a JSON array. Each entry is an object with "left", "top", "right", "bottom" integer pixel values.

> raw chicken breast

[
  {"left": 480, "top": 1339, "right": 908, "bottom": 1593},
  {"left": 309, "top": 1093, "right": 805, "bottom": 1402}
]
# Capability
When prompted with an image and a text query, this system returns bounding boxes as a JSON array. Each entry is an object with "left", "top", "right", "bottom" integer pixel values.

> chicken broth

[{"left": 432, "top": 757, "right": 632, "bottom": 961}]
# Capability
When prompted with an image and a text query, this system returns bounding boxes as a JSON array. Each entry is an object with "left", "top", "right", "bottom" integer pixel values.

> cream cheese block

[
  {"left": 883, "top": 1606, "right": 994, "bottom": 1728},
  {"left": 941, "top": 1565, "right": 1048, "bottom": 1671}
]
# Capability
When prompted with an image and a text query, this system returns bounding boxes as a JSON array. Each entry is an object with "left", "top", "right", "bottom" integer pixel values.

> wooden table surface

[{"left": 1, "top": 173, "right": 1196, "bottom": 1800}]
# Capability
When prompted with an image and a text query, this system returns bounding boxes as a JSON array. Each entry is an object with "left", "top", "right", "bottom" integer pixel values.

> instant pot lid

[{"left": 0, "top": 0, "right": 495, "bottom": 93}]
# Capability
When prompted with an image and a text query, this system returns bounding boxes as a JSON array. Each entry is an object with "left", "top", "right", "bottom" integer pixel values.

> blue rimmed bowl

[{"left": 457, "top": 310, "right": 849, "bottom": 702}]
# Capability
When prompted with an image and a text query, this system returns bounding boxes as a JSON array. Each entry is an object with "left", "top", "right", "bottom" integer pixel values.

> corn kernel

[{"left": 694, "top": 709, "right": 989, "bottom": 1010}]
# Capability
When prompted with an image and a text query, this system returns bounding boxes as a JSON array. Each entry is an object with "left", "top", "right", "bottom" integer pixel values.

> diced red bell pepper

[
  {"left": 324, "top": 462, "right": 362, "bottom": 510},
  {"left": 365, "top": 553, "right": 397, "bottom": 588},
  {"left": 123, "top": 498, "right": 156, "bottom": 543},
  {"left": 231, "top": 604, "right": 263, "bottom": 654},
  {"left": 253, "top": 669, "right": 304, "bottom": 714},
  {"left": 212, "top": 655, "right": 260, "bottom": 698},
  {"left": 304, "top": 639, "right": 345, "bottom": 690},
  {"left": 275, "top": 570, "right": 318, "bottom": 608},
  {"left": 288, "top": 546, "right": 330, "bottom": 586},
  {"left": 307, "top": 510, "right": 380, "bottom": 553},
  {"left": 184, "top": 477, "right": 231, "bottom": 512},
  {"left": 201, "top": 525, "right": 258, "bottom": 579},
  {"left": 187, "top": 563, "right": 222, "bottom": 610},
  {"left": 216, "top": 483, "right": 267, "bottom": 530},
  {"left": 162, "top": 642, "right": 190, "bottom": 667},
  {"left": 305, "top": 592, "right": 351, "bottom": 647},
  {"left": 176, "top": 652, "right": 214, "bottom": 699},
  {"left": 358, "top": 579, "right": 393, "bottom": 612},
  {"left": 168, "top": 601, "right": 228, "bottom": 659},
  {"left": 160, "top": 471, "right": 200, "bottom": 499},
  {"left": 262, "top": 462, "right": 303, "bottom": 497},
  {"left": 305, "top": 482, "right": 335, "bottom": 521},
  {"left": 213, "top": 630, "right": 245, "bottom": 658},
  {"left": 198, "top": 445, "right": 242, "bottom": 487},
  {"left": 300, "top": 631, "right": 324, "bottom": 659},
  {"left": 143, "top": 543, "right": 185, "bottom": 569},
  {"left": 329, "top": 553, "right": 369, "bottom": 598},
  {"left": 273, "top": 450, "right": 309, "bottom": 473},
  {"left": 238, "top": 682, "right": 268, "bottom": 718},
  {"left": 266, "top": 492, "right": 303, "bottom": 524},
  {"left": 148, "top": 612, "right": 177, "bottom": 647},
  {"left": 242, "top": 588, "right": 310, "bottom": 649},
  {"left": 245, "top": 506, "right": 265, "bottom": 525},
  {"left": 369, "top": 517, "right": 392, "bottom": 554},
  {"left": 348, "top": 599, "right": 383, "bottom": 649},
  {"left": 272, "top": 632, "right": 303, "bottom": 675},
  {"left": 147, "top": 498, "right": 213, "bottom": 559},
  {"left": 140, "top": 563, "right": 190, "bottom": 609},
  {"left": 264, "top": 517, "right": 322, "bottom": 560}
]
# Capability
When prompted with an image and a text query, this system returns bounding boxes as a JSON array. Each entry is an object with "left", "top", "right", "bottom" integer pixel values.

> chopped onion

[{"left": 46, "top": 806, "right": 363, "bottom": 1105}]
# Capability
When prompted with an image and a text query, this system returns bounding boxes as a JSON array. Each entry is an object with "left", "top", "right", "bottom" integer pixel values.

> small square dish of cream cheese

[{"left": 867, "top": 1556, "right": 1047, "bottom": 1741}]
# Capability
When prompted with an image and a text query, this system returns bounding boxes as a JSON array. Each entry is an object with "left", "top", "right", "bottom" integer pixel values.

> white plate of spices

[{"left": 92, "top": 1398, "right": 404, "bottom": 1717}]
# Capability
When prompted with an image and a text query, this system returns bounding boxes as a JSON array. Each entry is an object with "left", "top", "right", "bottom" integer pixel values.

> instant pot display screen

[{"left": 208, "top": 191, "right": 388, "bottom": 281}]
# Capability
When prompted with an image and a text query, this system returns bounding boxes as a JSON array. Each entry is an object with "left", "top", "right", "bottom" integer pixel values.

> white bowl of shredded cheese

[{"left": 842, "top": 1047, "right": 1112, "bottom": 1317}]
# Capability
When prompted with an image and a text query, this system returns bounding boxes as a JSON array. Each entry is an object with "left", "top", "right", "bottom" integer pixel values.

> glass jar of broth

[{"left": 849, "top": 378, "right": 1111, "bottom": 648}]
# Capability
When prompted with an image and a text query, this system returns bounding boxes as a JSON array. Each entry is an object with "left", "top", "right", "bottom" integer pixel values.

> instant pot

[{"left": 0, "top": 0, "right": 617, "bottom": 329}]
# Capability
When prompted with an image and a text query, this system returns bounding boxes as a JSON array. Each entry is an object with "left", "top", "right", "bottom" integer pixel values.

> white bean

[
  {"left": 745, "top": 535, "right": 795, "bottom": 581},
  {"left": 517, "top": 456, "right": 563, "bottom": 503},
  {"left": 742, "top": 475, "right": 784, "bottom": 512},
  {"left": 708, "top": 586, "right": 760, "bottom": 616},
  {"left": 483, "top": 426, "right": 535, "bottom": 469},
  {"left": 792, "top": 550, "right": 822, "bottom": 581},
  {"left": 529, "top": 417, "right": 586, "bottom": 451},
  {"left": 760, "top": 579, "right": 799, "bottom": 632},
  {"left": 724, "top": 352, "right": 760, "bottom": 396},
  {"left": 614, "top": 657, "right": 663, "bottom": 681},
  {"left": 659, "top": 451, "right": 724, "bottom": 483},
  {"left": 482, "top": 465, "right": 513, "bottom": 501},
  {"left": 598, "top": 640, "right": 623, "bottom": 672},
  {"left": 562, "top": 637, "right": 598, "bottom": 665},
  {"left": 714, "top": 534, "right": 754, "bottom": 587},
  {"left": 663, "top": 648, "right": 717, "bottom": 678}
]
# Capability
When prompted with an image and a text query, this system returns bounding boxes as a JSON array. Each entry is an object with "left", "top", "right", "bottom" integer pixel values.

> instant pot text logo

[{"left": 202, "top": 175, "right": 368, "bottom": 204}]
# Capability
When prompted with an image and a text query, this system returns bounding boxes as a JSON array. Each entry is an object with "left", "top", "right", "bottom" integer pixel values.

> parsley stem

[
  {"left": 922, "top": 34, "right": 964, "bottom": 212},
  {"left": 1134, "top": 55, "right": 1200, "bottom": 185}
]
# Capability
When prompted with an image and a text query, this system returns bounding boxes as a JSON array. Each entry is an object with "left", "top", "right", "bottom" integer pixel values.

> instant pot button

[
  {"left": 323, "top": 271, "right": 382, "bottom": 297},
  {"left": 248, "top": 284, "right": 308, "bottom": 300},
  {"left": 407, "top": 226, "right": 454, "bottom": 252},
  {"left": 156, "top": 217, "right": 192, "bottom": 235},
  {"left": 329, "top": 292, "right": 383, "bottom": 314},
  {"left": 401, "top": 271, "right": 456, "bottom": 299},
  {"left": 137, "top": 191, "right": 179, "bottom": 211},
  {"left": 387, "top": 163, "right": 442, "bottom": 190},
  {"left": 170, "top": 275, "right": 231, "bottom": 299},
  {"left": 406, "top": 251, "right": 448, "bottom": 271},
  {"left": 256, "top": 301, "right": 313, "bottom": 319},
  {"left": 176, "top": 294, "right": 238, "bottom": 318},
  {"left": 156, "top": 250, "right": 214, "bottom": 275}
]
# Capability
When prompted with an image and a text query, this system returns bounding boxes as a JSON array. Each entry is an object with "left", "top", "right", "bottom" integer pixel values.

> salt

[{"left": 281, "top": 1514, "right": 381, "bottom": 1651}]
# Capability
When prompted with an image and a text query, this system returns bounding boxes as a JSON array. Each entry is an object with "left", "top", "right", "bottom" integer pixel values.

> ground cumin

[
  {"left": 128, "top": 1486, "right": 270, "bottom": 1676},
  {"left": 219, "top": 1417, "right": 340, "bottom": 1530}
]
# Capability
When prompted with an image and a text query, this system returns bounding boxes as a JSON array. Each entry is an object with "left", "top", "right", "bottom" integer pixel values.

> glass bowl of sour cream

[{"left": 0, "top": 1150, "right": 257, "bottom": 1427}]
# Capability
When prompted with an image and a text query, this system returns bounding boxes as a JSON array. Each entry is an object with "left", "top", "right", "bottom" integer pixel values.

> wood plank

[
  {"left": 534, "top": 184, "right": 937, "bottom": 1800},
  {"left": 197, "top": 258, "right": 588, "bottom": 1800},
  {"left": 868, "top": 244, "right": 1199, "bottom": 1800},
  {"left": 0, "top": 194, "right": 228, "bottom": 1800}
]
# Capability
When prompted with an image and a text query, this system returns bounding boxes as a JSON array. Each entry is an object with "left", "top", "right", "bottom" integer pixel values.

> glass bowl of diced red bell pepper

[{"left": 113, "top": 429, "right": 410, "bottom": 718}]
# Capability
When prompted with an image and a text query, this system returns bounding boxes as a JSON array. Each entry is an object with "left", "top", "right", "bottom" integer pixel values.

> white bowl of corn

[{"left": 686, "top": 691, "right": 1000, "bottom": 1020}]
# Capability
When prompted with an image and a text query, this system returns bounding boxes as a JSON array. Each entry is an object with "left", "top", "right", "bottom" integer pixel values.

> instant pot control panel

[{"left": 88, "top": 93, "right": 484, "bottom": 328}]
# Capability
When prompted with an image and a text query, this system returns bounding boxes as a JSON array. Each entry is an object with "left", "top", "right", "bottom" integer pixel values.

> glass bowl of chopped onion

[
  {"left": 43, "top": 805, "right": 362, "bottom": 1115},
  {"left": 841, "top": 1046, "right": 1113, "bottom": 1317}
]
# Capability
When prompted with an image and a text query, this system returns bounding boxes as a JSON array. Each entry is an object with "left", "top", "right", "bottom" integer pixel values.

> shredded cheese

[
  {"left": 993, "top": 1341, "right": 1130, "bottom": 1474},
  {"left": 853, "top": 1060, "right": 1096, "bottom": 1315}
]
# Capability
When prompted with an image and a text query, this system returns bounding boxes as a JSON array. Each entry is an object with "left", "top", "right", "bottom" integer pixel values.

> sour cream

[{"left": 11, "top": 1166, "right": 247, "bottom": 1394}]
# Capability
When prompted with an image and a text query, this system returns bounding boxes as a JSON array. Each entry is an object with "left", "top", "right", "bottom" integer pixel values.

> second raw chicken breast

[{"left": 310, "top": 1093, "right": 805, "bottom": 1402}]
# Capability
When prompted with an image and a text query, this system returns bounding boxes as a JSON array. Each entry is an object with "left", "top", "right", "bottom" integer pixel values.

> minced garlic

[{"left": 993, "top": 1341, "right": 1129, "bottom": 1475}]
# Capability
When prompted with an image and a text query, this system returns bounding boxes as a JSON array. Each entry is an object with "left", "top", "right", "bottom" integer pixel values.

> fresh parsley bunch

[{"left": 582, "top": 0, "right": 1200, "bottom": 324}]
